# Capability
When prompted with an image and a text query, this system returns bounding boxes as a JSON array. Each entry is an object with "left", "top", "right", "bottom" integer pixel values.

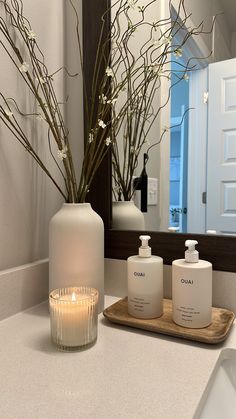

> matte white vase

[
  {"left": 112, "top": 201, "right": 145, "bottom": 230},
  {"left": 49, "top": 203, "right": 104, "bottom": 313}
]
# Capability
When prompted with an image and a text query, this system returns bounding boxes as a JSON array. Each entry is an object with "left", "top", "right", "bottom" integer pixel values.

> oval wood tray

[{"left": 103, "top": 298, "right": 235, "bottom": 344}]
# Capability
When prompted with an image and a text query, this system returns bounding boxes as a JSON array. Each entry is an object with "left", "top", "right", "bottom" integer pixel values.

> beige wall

[
  {"left": 0, "top": 0, "right": 83, "bottom": 270},
  {"left": 64, "top": 0, "right": 84, "bottom": 183},
  {"left": 231, "top": 32, "right": 236, "bottom": 57},
  {"left": 173, "top": 0, "right": 231, "bottom": 60}
]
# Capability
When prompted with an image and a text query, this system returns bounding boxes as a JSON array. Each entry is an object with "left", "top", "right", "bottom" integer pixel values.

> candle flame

[{"left": 71, "top": 292, "right": 77, "bottom": 302}]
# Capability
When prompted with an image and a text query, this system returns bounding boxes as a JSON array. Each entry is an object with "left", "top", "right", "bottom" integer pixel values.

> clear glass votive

[{"left": 49, "top": 286, "right": 99, "bottom": 351}]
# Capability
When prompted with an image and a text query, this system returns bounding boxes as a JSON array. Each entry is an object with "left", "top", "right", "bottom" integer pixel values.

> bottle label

[
  {"left": 128, "top": 294, "right": 163, "bottom": 319},
  {"left": 129, "top": 296, "right": 150, "bottom": 313},
  {"left": 128, "top": 264, "right": 163, "bottom": 319},
  {"left": 180, "top": 278, "right": 193, "bottom": 285},
  {"left": 175, "top": 305, "right": 200, "bottom": 324},
  {"left": 173, "top": 274, "right": 212, "bottom": 327},
  {"left": 133, "top": 271, "right": 145, "bottom": 278}
]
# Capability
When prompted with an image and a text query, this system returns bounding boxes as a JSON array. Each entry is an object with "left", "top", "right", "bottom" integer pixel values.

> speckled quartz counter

[{"left": 1, "top": 296, "right": 236, "bottom": 419}]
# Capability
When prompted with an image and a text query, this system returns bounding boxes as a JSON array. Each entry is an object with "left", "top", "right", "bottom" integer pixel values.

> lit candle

[{"left": 49, "top": 287, "right": 98, "bottom": 350}]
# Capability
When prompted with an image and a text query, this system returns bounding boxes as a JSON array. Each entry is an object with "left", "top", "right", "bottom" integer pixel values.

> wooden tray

[{"left": 103, "top": 298, "right": 235, "bottom": 344}]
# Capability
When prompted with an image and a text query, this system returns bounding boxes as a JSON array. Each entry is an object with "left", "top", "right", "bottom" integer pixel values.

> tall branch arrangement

[
  {"left": 109, "top": 0, "right": 213, "bottom": 201},
  {"left": 0, "top": 0, "right": 112, "bottom": 203},
  {"left": 0, "top": 0, "right": 212, "bottom": 204}
]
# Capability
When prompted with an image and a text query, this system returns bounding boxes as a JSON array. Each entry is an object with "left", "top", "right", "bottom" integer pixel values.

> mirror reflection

[{"left": 111, "top": 0, "right": 236, "bottom": 235}]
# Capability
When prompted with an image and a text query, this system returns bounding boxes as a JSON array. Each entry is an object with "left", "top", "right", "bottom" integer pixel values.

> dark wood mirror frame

[{"left": 83, "top": 0, "right": 236, "bottom": 273}]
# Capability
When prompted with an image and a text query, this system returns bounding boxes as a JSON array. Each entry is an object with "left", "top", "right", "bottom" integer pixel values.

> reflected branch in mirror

[
  {"left": 110, "top": 0, "right": 213, "bottom": 205},
  {"left": 84, "top": 0, "right": 236, "bottom": 272}
]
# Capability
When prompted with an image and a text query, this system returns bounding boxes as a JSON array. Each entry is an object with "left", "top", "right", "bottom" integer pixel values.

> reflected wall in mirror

[{"left": 109, "top": 0, "right": 236, "bottom": 235}]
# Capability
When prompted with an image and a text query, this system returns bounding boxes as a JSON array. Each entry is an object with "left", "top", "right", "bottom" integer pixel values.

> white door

[{"left": 207, "top": 58, "right": 236, "bottom": 235}]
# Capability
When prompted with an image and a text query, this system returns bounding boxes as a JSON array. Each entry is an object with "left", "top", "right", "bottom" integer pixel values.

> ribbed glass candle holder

[{"left": 49, "top": 286, "right": 98, "bottom": 351}]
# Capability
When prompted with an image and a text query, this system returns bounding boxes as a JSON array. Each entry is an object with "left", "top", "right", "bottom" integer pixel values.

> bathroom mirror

[{"left": 83, "top": 0, "right": 236, "bottom": 272}]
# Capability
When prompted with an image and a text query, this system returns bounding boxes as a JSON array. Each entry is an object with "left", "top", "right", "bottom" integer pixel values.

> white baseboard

[{"left": 0, "top": 259, "right": 49, "bottom": 321}]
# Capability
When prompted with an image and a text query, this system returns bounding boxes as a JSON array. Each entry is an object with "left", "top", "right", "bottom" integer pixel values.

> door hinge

[
  {"left": 202, "top": 191, "right": 207, "bottom": 204},
  {"left": 203, "top": 91, "right": 209, "bottom": 104}
]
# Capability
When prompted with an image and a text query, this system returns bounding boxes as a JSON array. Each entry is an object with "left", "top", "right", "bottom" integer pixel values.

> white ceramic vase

[
  {"left": 49, "top": 203, "right": 104, "bottom": 313},
  {"left": 112, "top": 201, "right": 145, "bottom": 230}
]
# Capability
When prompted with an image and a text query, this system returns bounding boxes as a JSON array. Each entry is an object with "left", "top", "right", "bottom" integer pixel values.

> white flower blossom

[
  {"left": 57, "top": 145, "right": 68, "bottom": 161},
  {"left": 103, "top": 95, "right": 117, "bottom": 106},
  {"left": 163, "top": 35, "right": 172, "bottom": 46},
  {"left": 99, "top": 93, "right": 107, "bottom": 104},
  {"left": 184, "top": 73, "right": 189, "bottom": 82},
  {"left": 23, "top": 24, "right": 36, "bottom": 40},
  {"left": 203, "top": 92, "right": 209, "bottom": 104},
  {"left": 27, "top": 30, "right": 36, "bottom": 40},
  {"left": 105, "top": 137, "right": 111, "bottom": 146},
  {"left": 19, "top": 62, "right": 29, "bottom": 73},
  {"left": 107, "top": 97, "right": 116, "bottom": 105},
  {"left": 174, "top": 48, "right": 182, "bottom": 58},
  {"left": 98, "top": 119, "right": 106, "bottom": 129},
  {"left": 151, "top": 62, "right": 160, "bottom": 74},
  {"left": 4, "top": 109, "right": 13, "bottom": 117},
  {"left": 105, "top": 67, "right": 113, "bottom": 77},
  {"left": 89, "top": 133, "right": 94, "bottom": 143}
]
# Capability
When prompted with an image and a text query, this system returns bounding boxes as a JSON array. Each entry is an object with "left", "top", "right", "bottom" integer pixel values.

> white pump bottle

[
  {"left": 127, "top": 235, "right": 163, "bottom": 319},
  {"left": 172, "top": 240, "right": 212, "bottom": 328}
]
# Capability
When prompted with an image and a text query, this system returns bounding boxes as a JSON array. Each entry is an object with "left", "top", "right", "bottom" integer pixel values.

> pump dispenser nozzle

[
  {"left": 185, "top": 240, "right": 199, "bottom": 263},
  {"left": 139, "top": 235, "right": 151, "bottom": 257}
]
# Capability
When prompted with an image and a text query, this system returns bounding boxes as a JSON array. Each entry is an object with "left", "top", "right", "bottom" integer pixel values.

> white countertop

[{"left": 1, "top": 296, "right": 236, "bottom": 419}]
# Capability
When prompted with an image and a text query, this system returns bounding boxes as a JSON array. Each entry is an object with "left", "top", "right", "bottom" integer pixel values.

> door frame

[
  {"left": 169, "top": 106, "right": 186, "bottom": 231},
  {"left": 187, "top": 67, "right": 208, "bottom": 233}
]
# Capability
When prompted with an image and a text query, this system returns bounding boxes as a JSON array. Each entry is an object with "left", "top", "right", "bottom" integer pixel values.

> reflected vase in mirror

[{"left": 112, "top": 201, "right": 145, "bottom": 231}]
